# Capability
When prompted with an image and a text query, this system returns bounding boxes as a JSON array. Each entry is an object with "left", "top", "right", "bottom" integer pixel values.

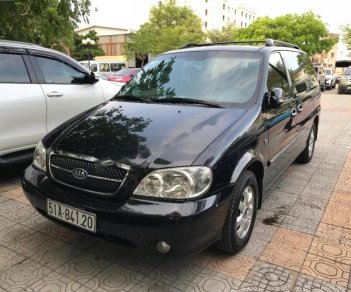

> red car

[{"left": 107, "top": 68, "right": 141, "bottom": 83}]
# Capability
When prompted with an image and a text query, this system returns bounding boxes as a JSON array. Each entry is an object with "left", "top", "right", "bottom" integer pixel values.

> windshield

[
  {"left": 115, "top": 69, "right": 136, "bottom": 76},
  {"left": 325, "top": 69, "right": 332, "bottom": 75},
  {"left": 345, "top": 68, "right": 351, "bottom": 76},
  {"left": 118, "top": 51, "right": 262, "bottom": 107}
]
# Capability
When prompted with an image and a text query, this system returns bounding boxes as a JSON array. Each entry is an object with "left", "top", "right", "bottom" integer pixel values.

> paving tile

[
  {"left": 84, "top": 264, "right": 144, "bottom": 292},
  {"left": 31, "top": 239, "right": 83, "bottom": 271},
  {"left": 27, "top": 271, "right": 86, "bottom": 292},
  {"left": 272, "top": 228, "right": 313, "bottom": 251},
  {"left": 238, "top": 236, "right": 269, "bottom": 258},
  {"left": 20, "top": 213, "right": 54, "bottom": 232},
  {"left": 261, "top": 190, "right": 298, "bottom": 214},
  {"left": 315, "top": 223, "right": 351, "bottom": 245},
  {"left": 322, "top": 200, "right": 351, "bottom": 229},
  {"left": 252, "top": 222, "right": 278, "bottom": 241},
  {"left": 330, "top": 192, "right": 351, "bottom": 204},
  {"left": 256, "top": 210, "right": 285, "bottom": 227},
  {"left": 293, "top": 273, "right": 346, "bottom": 292},
  {"left": 0, "top": 245, "right": 26, "bottom": 270},
  {"left": 289, "top": 196, "right": 328, "bottom": 221},
  {"left": 147, "top": 258, "right": 204, "bottom": 285},
  {"left": 55, "top": 251, "right": 112, "bottom": 285},
  {"left": 0, "top": 182, "right": 18, "bottom": 193},
  {"left": 2, "top": 187, "right": 25, "bottom": 200},
  {"left": 239, "top": 261, "right": 297, "bottom": 292},
  {"left": 299, "top": 187, "right": 333, "bottom": 200},
  {"left": 273, "top": 183, "right": 305, "bottom": 195},
  {"left": 260, "top": 242, "right": 307, "bottom": 272},
  {"left": 281, "top": 215, "right": 320, "bottom": 235},
  {"left": 301, "top": 253, "right": 350, "bottom": 288},
  {"left": 208, "top": 254, "right": 256, "bottom": 281},
  {"left": 0, "top": 258, "right": 52, "bottom": 292},
  {"left": 0, "top": 215, "right": 17, "bottom": 231},
  {"left": 0, "top": 223, "right": 38, "bottom": 250}
]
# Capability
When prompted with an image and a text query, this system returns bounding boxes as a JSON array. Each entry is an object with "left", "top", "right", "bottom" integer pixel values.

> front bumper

[{"left": 22, "top": 165, "right": 234, "bottom": 256}]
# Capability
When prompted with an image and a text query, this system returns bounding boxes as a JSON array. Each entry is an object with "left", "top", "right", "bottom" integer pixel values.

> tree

[
  {"left": 0, "top": 0, "right": 91, "bottom": 52},
  {"left": 72, "top": 30, "right": 105, "bottom": 61},
  {"left": 125, "top": 0, "right": 205, "bottom": 65},
  {"left": 235, "top": 12, "right": 335, "bottom": 56},
  {"left": 207, "top": 24, "right": 238, "bottom": 43},
  {"left": 342, "top": 25, "right": 351, "bottom": 49}
]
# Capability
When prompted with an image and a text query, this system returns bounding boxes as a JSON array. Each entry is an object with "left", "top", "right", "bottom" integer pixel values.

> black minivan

[{"left": 22, "top": 39, "right": 320, "bottom": 256}]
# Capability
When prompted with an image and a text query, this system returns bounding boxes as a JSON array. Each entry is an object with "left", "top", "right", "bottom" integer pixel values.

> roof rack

[{"left": 181, "top": 39, "right": 300, "bottom": 50}]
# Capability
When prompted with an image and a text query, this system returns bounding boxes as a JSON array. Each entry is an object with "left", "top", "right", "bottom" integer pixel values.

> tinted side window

[
  {"left": 0, "top": 53, "right": 30, "bottom": 83},
  {"left": 267, "top": 52, "right": 290, "bottom": 99},
  {"left": 36, "top": 57, "right": 87, "bottom": 84},
  {"left": 281, "top": 51, "right": 318, "bottom": 94},
  {"left": 99, "top": 63, "right": 110, "bottom": 72}
]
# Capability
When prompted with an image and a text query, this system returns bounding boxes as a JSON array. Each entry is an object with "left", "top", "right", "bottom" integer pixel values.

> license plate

[{"left": 47, "top": 199, "right": 96, "bottom": 233}]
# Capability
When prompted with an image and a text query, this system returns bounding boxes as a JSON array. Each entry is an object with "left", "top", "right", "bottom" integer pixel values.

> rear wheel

[
  {"left": 215, "top": 170, "right": 258, "bottom": 254},
  {"left": 297, "top": 124, "right": 316, "bottom": 163}
]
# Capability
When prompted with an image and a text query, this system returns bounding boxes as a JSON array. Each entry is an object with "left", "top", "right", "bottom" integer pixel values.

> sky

[{"left": 83, "top": 0, "right": 350, "bottom": 33}]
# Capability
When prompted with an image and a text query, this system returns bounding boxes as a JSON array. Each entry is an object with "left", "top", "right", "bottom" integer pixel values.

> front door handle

[
  {"left": 47, "top": 91, "right": 63, "bottom": 98},
  {"left": 291, "top": 108, "right": 297, "bottom": 117},
  {"left": 297, "top": 104, "right": 303, "bottom": 113}
]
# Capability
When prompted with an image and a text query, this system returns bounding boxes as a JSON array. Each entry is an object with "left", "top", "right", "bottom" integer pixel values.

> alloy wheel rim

[
  {"left": 308, "top": 129, "right": 315, "bottom": 158},
  {"left": 236, "top": 185, "right": 254, "bottom": 239}
]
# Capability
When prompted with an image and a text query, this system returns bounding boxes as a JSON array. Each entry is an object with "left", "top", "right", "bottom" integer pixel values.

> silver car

[
  {"left": 313, "top": 64, "right": 326, "bottom": 91},
  {"left": 338, "top": 67, "right": 351, "bottom": 94},
  {"left": 324, "top": 67, "right": 336, "bottom": 89}
]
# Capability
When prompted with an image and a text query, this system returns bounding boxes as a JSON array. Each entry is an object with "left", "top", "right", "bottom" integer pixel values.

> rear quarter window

[{"left": 0, "top": 53, "right": 30, "bottom": 83}]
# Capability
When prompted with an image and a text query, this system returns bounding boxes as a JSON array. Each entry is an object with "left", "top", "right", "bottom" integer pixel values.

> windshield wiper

[
  {"left": 154, "top": 97, "right": 223, "bottom": 108},
  {"left": 113, "top": 94, "right": 152, "bottom": 103}
]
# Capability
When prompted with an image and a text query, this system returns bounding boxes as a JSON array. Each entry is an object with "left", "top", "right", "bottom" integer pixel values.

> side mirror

[
  {"left": 270, "top": 88, "right": 284, "bottom": 106},
  {"left": 90, "top": 72, "right": 99, "bottom": 83}
]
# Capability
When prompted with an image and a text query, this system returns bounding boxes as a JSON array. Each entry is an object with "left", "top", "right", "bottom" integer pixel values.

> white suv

[
  {"left": 324, "top": 67, "right": 336, "bottom": 89},
  {"left": 0, "top": 40, "right": 120, "bottom": 166}
]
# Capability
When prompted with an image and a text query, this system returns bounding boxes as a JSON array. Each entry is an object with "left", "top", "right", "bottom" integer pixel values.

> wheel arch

[{"left": 230, "top": 151, "right": 265, "bottom": 209}]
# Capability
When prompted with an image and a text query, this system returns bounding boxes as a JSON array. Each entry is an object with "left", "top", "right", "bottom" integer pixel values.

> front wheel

[
  {"left": 297, "top": 124, "right": 316, "bottom": 163},
  {"left": 215, "top": 170, "right": 258, "bottom": 254}
]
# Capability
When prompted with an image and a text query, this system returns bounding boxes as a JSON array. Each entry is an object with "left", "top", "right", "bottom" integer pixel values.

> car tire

[
  {"left": 215, "top": 170, "right": 258, "bottom": 254},
  {"left": 321, "top": 83, "right": 325, "bottom": 92},
  {"left": 297, "top": 124, "right": 316, "bottom": 163},
  {"left": 338, "top": 87, "right": 343, "bottom": 94}
]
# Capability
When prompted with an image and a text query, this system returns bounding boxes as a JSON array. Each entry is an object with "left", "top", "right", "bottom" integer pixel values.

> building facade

[
  {"left": 75, "top": 25, "right": 129, "bottom": 57},
  {"left": 171, "top": 0, "right": 256, "bottom": 30}
]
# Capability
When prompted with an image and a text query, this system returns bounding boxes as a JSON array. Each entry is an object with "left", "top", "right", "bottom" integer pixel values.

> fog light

[{"left": 156, "top": 241, "right": 171, "bottom": 254}]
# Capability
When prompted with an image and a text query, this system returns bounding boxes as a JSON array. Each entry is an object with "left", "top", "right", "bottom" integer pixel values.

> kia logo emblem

[{"left": 72, "top": 168, "right": 88, "bottom": 180}]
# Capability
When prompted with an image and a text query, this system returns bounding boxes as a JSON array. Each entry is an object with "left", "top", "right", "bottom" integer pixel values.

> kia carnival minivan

[{"left": 22, "top": 39, "right": 321, "bottom": 256}]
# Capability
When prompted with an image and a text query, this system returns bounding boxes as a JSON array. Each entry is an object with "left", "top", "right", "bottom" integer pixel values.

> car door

[
  {"left": 281, "top": 51, "right": 320, "bottom": 153},
  {"left": 263, "top": 52, "right": 299, "bottom": 185},
  {"left": 31, "top": 55, "right": 105, "bottom": 132},
  {"left": 0, "top": 51, "right": 46, "bottom": 155}
]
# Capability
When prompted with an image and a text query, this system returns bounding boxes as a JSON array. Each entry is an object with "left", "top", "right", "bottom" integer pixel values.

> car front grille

[{"left": 49, "top": 153, "right": 129, "bottom": 195}]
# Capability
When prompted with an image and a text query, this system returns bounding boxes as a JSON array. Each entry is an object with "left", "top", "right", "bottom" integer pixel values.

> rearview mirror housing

[
  {"left": 90, "top": 72, "right": 99, "bottom": 83},
  {"left": 270, "top": 88, "right": 284, "bottom": 106}
]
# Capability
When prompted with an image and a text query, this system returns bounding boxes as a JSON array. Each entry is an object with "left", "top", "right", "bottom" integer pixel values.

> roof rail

[
  {"left": 181, "top": 39, "right": 300, "bottom": 50},
  {"left": 265, "top": 39, "right": 300, "bottom": 49}
]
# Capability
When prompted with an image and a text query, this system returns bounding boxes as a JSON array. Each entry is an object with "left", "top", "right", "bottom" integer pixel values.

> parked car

[
  {"left": 324, "top": 67, "right": 336, "bottom": 89},
  {"left": 79, "top": 60, "right": 126, "bottom": 80},
  {"left": 338, "top": 67, "right": 351, "bottom": 94},
  {"left": 313, "top": 64, "right": 326, "bottom": 91},
  {"left": 107, "top": 68, "right": 141, "bottom": 84},
  {"left": 0, "top": 40, "right": 120, "bottom": 166},
  {"left": 22, "top": 39, "right": 320, "bottom": 256}
]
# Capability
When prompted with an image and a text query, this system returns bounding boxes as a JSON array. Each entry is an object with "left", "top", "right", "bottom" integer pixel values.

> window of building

[
  {"left": 245, "top": 13, "right": 247, "bottom": 18},
  {"left": 245, "top": 23, "right": 247, "bottom": 27},
  {"left": 205, "top": 21, "right": 208, "bottom": 28},
  {"left": 223, "top": 3, "right": 225, "bottom": 9},
  {"left": 330, "top": 52, "right": 335, "bottom": 58},
  {"left": 241, "top": 21, "right": 243, "bottom": 27},
  {"left": 234, "top": 9, "right": 236, "bottom": 14},
  {"left": 205, "top": 9, "right": 208, "bottom": 16},
  {"left": 234, "top": 20, "right": 236, "bottom": 25},
  {"left": 241, "top": 11, "right": 243, "bottom": 17},
  {"left": 223, "top": 15, "right": 225, "bottom": 21}
]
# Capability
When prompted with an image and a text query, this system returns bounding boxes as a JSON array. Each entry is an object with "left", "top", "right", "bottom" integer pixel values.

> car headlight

[
  {"left": 133, "top": 167, "right": 212, "bottom": 199},
  {"left": 33, "top": 141, "right": 47, "bottom": 172}
]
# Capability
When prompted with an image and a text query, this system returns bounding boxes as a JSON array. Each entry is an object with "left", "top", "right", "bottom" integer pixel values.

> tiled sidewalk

[{"left": 1, "top": 90, "right": 351, "bottom": 291}]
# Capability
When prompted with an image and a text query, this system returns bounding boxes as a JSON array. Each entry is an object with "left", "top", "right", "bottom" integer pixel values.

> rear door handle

[
  {"left": 47, "top": 91, "right": 63, "bottom": 98},
  {"left": 291, "top": 108, "right": 297, "bottom": 117}
]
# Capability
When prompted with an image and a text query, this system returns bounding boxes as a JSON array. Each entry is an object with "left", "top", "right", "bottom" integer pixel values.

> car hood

[{"left": 54, "top": 101, "right": 246, "bottom": 169}]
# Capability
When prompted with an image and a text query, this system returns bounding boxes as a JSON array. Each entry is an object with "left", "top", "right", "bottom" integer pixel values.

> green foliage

[
  {"left": 207, "top": 24, "right": 238, "bottom": 42},
  {"left": 125, "top": 0, "right": 205, "bottom": 63},
  {"left": 235, "top": 12, "right": 335, "bottom": 55},
  {"left": 72, "top": 30, "right": 105, "bottom": 61},
  {"left": 342, "top": 25, "right": 351, "bottom": 49},
  {"left": 0, "top": 0, "right": 91, "bottom": 52}
]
